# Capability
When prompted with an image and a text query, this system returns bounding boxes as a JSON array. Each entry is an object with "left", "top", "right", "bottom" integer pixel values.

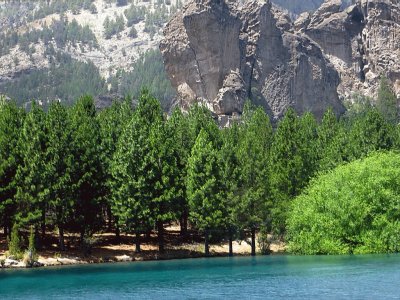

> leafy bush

[
  {"left": 287, "top": 152, "right": 400, "bottom": 255},
  {"left": 257, "top": 227, "right": 271, "bottom": 255}
]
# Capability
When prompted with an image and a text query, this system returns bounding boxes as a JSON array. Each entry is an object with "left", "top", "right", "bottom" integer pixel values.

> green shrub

[
  {"left": 25, "top": 226, "right": 38, "bottom": 265},
  {"left": 257, "top": 227, "right": 271, "bottom": 255},
  {"left": 287, "top": 152, "right": 400, "bottom": 255},
  {"left": 8, "top": 223, "right": 22, "bottom": 259}
]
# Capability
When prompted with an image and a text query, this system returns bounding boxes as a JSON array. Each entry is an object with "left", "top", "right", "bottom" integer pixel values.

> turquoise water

[{"left": 1, "top": 254, "right": 400, "bottom": 299}]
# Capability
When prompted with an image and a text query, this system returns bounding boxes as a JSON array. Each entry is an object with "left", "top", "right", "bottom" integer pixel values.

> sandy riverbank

[{"left": 0, "top": 226, "right": 286, "bottom": 269}]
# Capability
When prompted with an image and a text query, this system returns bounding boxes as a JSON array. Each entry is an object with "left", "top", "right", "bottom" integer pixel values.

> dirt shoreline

[{"left": 0, "top": 228, "right": 286, "bottom": 269}]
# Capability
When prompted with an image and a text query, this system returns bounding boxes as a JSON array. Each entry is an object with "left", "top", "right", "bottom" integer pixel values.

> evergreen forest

[{"left": 0, "top": 77, "right": 399, "bottom": 256}]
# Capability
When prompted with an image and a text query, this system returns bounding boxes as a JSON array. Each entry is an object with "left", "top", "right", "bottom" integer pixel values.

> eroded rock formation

[
  {"left": 303, "top": 0, "right": 400, "bottom": 102},
  {"left": 160, "top": 0, "right": 399, "bottom": 121},
  {"left": 160, "top": 0, "right": 344, "bottom": 122}
]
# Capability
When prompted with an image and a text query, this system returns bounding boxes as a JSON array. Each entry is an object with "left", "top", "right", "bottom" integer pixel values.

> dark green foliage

[
  {"left": 269, "top": 109, "right": 319, "bottom": 234},
  {"left": 112, "top": 49, "right": 176, "bottom": 111},
  {"left": 103, "top": 15, "right": 125, "bottom": 39},
  {"left": 69, "top": 96, "right": 104, "bottom": 239},
  {"left": 0, "top": 53, "right": 106, "bottom": 108},
  {"left": 128, "top": 26, "right": 138, "bottom": 38},
  {"left": 376, "top": 76, "right": 399, "bottom": 124},
  {"left": 235, "top": 105, "right": 273, "bottom": 247},
  {"left": 288, "top": 152, "right": 400, "bottom": 254},
  {"left": 45, "top": 101, "right": 74, "bottom": 249},
  {"left": 167, "top": 109, "right": 192, "bottom": 235},
  {"left": 15, "top": 102, "right": 47, "bottom": 229},
  {"left": 186, "top": 128, "right": 224, "bottom": 255},
  {"left": 237, "top": 105, "right": 274, "bottom": 254},
  {"left": 317, "top": 108, "right": 347, "bottom": 172},
  {"left": 219, "top": 123, "right": 241, "bottom": 237},
  {"left": 111, "top": 90, "right": 176, "bottom": 252},
  {"left": 0, "top": 17, "right": 97, "bottom": 56},
  {"left": 0, "top": 99, "right": 24, "bottom": 235},
  {"left": 33, "top": 0, "right": 96, "bottom": 19},
  {"left": 8, "top": 223, "right": 22, "bottom": 258},
  {"left": 26, "top": 225, "right": 38, "bottom": 264},
  {"left": 98, "top": 99, "right": 132, "bottom": 238},
  {"left": 2, "top": 85, "right": 400, "bottom": 256},
  {"left": 124, "top": 4, "right": 146, "bottom": 26},
  {"left": 347, "top": 108, "right": 395, "bottom": 160}
]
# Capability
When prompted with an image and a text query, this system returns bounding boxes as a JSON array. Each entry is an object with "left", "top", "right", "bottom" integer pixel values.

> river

[{"left": 1, "top": 254, "right": 400, "bottom": 299}]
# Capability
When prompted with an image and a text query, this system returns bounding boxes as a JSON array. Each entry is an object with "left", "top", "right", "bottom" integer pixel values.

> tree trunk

[
  {"left": 135, "top": 232, "right": 141, "bottom": 253},
  {"left": 115, "top": 225, "right": 120, "bottom": 241},
  {"left": 180, "top": 210, "right": 188, "bottom": 237},
  {"left": 146, "top": 228, "right": 152, "bottom": 239},
  {"left": 80, "top": 230, "right": 85, "bottom": 245},
  {"left": 251, "top": 228, "right": 256, "bottom": 256},
  {"left": 107, "top": 205, "right": 112, "bottom": 232},
  {"left": 35, "top": 226, "right": 41, "bottom": 249},
  {"left": 41, "top": 207, "right": 46, "bottom": 239},
  {"left": 157, "top": 221, "right": 165, "bottom": 254},
  {"left": 204, "top": 229, "right": 210, "bottom": 257},
  {"left": 4, "top": 225, "right": 8, "bottom": 237},
  {"left": 114, "top": 215, "right": 120, "bottom": 241},
  {"left": 58, "top": 225, "right": 65, "bottom": 251},
  {"left": 228, "top": 230, "right": 233, "bottom": 257}
]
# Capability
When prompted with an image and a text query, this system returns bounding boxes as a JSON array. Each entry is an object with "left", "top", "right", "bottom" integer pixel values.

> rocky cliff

[
  {"left": 302, "top": 0, "right": 400, "bottom": 102},
  {"left": 160, "top": 0, "right": 399, "bottom": 122}
]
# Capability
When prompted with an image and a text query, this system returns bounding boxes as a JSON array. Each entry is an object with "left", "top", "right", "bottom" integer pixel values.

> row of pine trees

[{"left": 1, "top": 81, "right": 399, "bottom": 256}]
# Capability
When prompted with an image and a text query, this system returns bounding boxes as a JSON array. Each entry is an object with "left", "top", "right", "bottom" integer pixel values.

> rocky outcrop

[
  {"left": 160, "top": 0, "right": 345, "bottom": 122},
  {"left": 161, "top": 0, "right": 399, "bottom": 121},
  {"left": 301, "top": 0, "right": 400, "bottom": 101}
]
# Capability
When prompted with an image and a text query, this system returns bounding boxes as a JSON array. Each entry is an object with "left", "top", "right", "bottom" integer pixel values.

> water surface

[{"left": 1, "top": 254, "right": 400, "bottom": 299}]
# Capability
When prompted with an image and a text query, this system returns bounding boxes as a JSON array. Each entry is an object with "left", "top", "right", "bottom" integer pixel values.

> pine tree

[
  {"left": 8, "top": 223, "right": 22, "bottom": 259},
  {"left": 347, "top": 108, "right": 394, "bottom": 160},
  {"left": 112, "top": 90, "right": 172, "bottom": 253},
  {"left": 45, "top": 101, "right": 73, "bottom": 250},
  {"left": 235, "top": 105, "right": 272, "bottom": 256},
  {"left": 98, "top": 99, "right": 132, "bottom": 239},
  {"left": 219, "top": 123, "right": 241, "bottom": 256},
  {"left": 317, "top": 108, "right": 347, "bottom": 172},
  {"left": 26, "top": 225, "right": 38, "bottom": 265},
  {"left": 15, "top": 102, "right": 47, "bottom": 239},
  {"left": 167, "top": 109, "right": 192, "bottom": 236},
  {"left": 69, "top": 96, "right": 103, "bottom": 243},
  {"left": 269, "top": 108, "right": 303, "bottom": 234},
  {"left": 376, "top": 76, "right": 399, "bottom": 124},
  {"left": 0, "top": 99, "right": 24, "bottom": 237},
  {"left": 187, "top": 129, "right": 225, "bottom": 256}
]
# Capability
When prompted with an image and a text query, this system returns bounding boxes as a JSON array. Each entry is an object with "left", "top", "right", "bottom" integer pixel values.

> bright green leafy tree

[{"left": 288, "top": 151, "right": 400, "bottom": 255}]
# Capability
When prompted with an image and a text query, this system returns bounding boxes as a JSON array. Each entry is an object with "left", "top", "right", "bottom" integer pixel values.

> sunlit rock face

[
  {"left": 160, "top": 0, "right": 345, "bottom": 122},
  {"left": 301, "top": 0, "right": 400, "bottom": 101}
]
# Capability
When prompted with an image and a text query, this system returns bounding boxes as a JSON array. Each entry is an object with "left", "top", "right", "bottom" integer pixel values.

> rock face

[
  {"left": 160, "top": 0, "right": 344, "bottom": 121},
  {"left": 160, "top": 0, "right": 399, "bottom": 121},
  {"left": 303, "top": 0, "right": 400, "bottom": 101}
]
